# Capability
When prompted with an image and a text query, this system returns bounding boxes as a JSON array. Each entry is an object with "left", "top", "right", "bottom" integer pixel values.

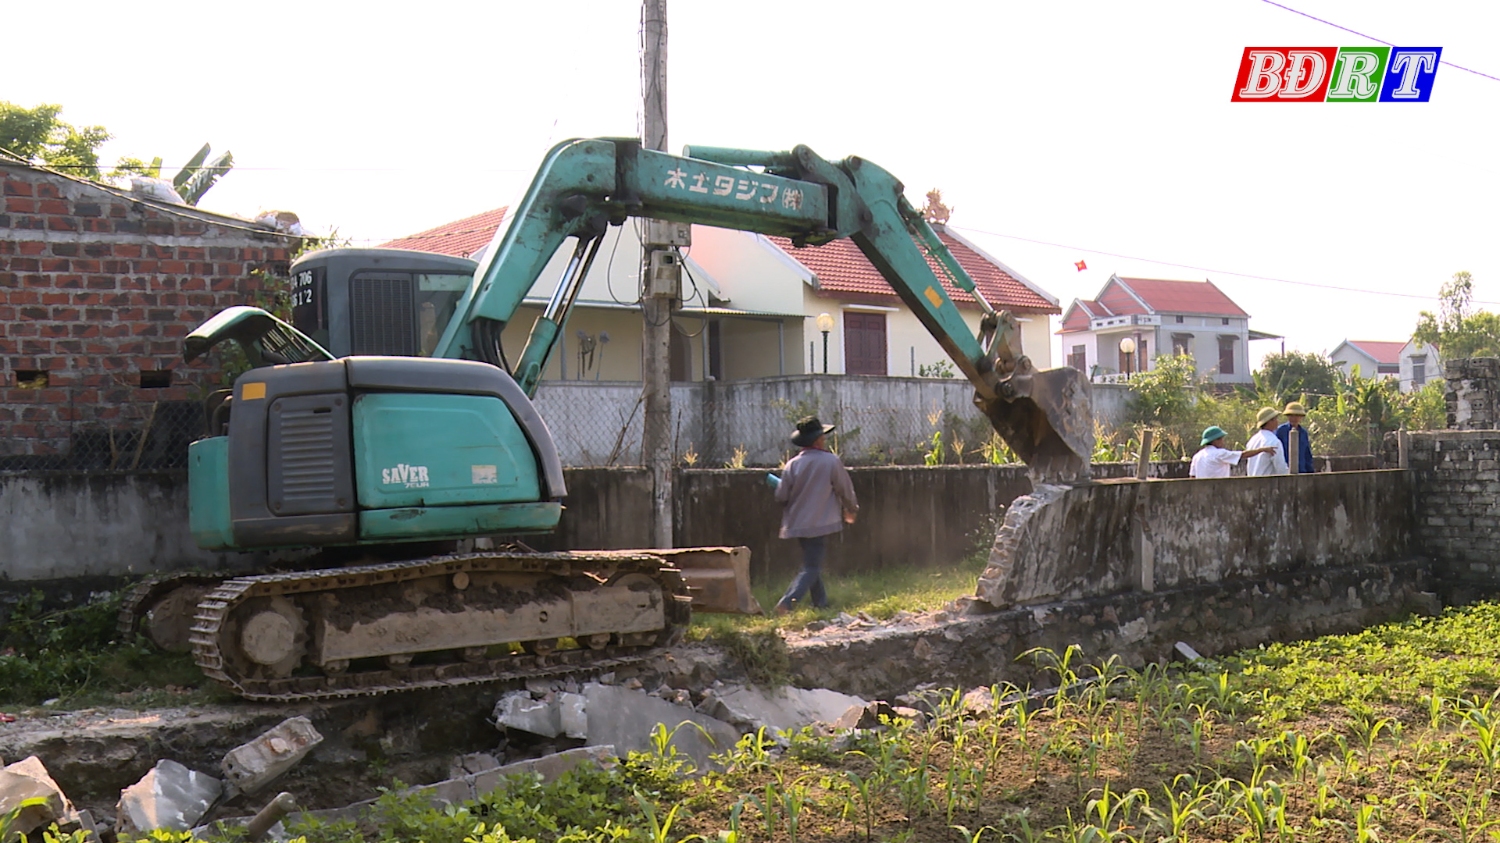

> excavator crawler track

[{"left": 185, "top": 551, "right": 693, "bottom": 701}]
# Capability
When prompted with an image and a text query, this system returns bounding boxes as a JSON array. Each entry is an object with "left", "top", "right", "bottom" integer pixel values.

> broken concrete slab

[
  {"left": 448, "top": 753, "right": 502, "bottom": 780},
  {"left": 0, "top": 755, "right": 73, "bottom": 835},
  {"left": 493, "top": 691, "right": 563, "bottom": 738},
  {"left": 558, "top": 692, "right": 587, "bottom": 739},
  {"left": 222, "top": 716, "right": 324, "bottom": 795},
  {"left": 1173, "top": 641, "right": 1205, "bottom": 664},
  {"left": 832, "top": 701, "right": 896, "bottom": 731},
  {"left": 116, "top": 759, "right": 223, "bottom": 834},
  {"left": 470, "top": 745, "right": 617, "bottom": 797},
  {"left": 714, "top": 685, "right": 867, "bottom": 733},
  {"left": 583, "top": 683, "right": 739, "bottom": 770}
]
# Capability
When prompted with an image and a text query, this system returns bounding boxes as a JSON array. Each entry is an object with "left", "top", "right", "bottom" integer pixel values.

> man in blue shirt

[{"left": 1275, "top": 401, "right": 1315, "bottom": 473}]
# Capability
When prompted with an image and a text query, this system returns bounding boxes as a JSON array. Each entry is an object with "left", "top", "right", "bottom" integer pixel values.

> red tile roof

[
  {"left": 767, "top": 229, "right": 1059, "bottom": 313},
  {"left": 382, "top": 206, "right": 509, "bottom": 257},
  {"left": 1346, "top": 340, "right": 1407, "bottom": 365},
  {"left": 1116, "top": 277, "right": 1248, "bottom": 318},
  {"left": 1098, "top": 282, "right": 1148, "bottom": 316},
  {"left": 1060, "top": 300, "right": 1109, "bottom": 333},
  {"left": 384, "top": 210, "right": 1058, "bottom": 314}
]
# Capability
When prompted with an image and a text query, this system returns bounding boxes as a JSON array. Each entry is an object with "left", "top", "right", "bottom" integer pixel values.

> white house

[
  {"left": 1330, "top": 338, "right": 1440, "bottom": 392},
  {"left": 382, "top": 210, "right": 1060, "bottom": 382},
  {"left": 1057, "top": 274, "right": 1273, "bottom": 385}
]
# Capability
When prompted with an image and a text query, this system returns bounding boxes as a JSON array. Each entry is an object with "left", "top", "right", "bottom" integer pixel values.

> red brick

[
  {"left": 131, "top": 323, "right": 159, "bottom": 337},
  {"left": 160, "top": 260, "right": 189, "bottom": 274},
  {"left": 40, "top": 293, "right": 68, "bottom": 305},
  {"left": 84, "top": 308, "right": 112, "bottom": 321},
  {"left": 3, "top": 178, "right": 34, "bottom": 197},
  {"left": 181, "top": 277, "right": 206, "bottom": 291},
  {"left": 54, "top": 275, "right": 83, "bottom": 289},
  {"left": 11, "top": 257, "right": 38, "bottom": 272},
  {"left": 72, "top": 259, "right": 101, "bottom": 273},
  {"left": 19, "top": 306, "right": 46, "bottom": 320},
  {"left": 47, "top": 216, "right": 78, "bottom": 232},
  {"left": 39, "top": 324, "right": 68, "bottom": 339},
  {"left": 34, "top": 183, "right": 60, "bottom": 199},
  {"left": 103, "top": 323, "right": 133, "bottom": 338},
  {"left": 71, "top": 324, "right": 100, "bottom": 338},
  {"left": 179, "top": 247, "right": 206, "bottom": 261},
  {"left": 39, "top": 388, "right": 66, "bottom": 403},
  {"left": 85, "top": 276, "right": 116, "bottom": 290},
  {"left": 37, "top": 199, "right": 67, "bottom": 215},
  {"left": 83, "top": 217, "right": 111, "bottom": 233},
  {"left": 49, "top": 243, "right": 76, "bottom": 257},
  {"left": 6, "top": 198, "right": 36, "bottom": 213},
  {"left": 7, "top": 290, "right": 38, "bottom": 305},
  {"left": 49, "top": 307, "right": 80, "bottom": 320},
  {"left": 114, "top": 244, "right": 142, "bottom": 258},
  {"left": 18, "top": 241, "right": 44, "bottom": 256},
  {"left": 133, "top": 260, "right": 159, "bottom": 274},
  {"left": 40, "top": 258, "right": 69, "bottom": 272}
]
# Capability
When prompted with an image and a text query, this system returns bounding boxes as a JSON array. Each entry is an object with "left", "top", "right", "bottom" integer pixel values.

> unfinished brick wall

[
  {"left": 1407, "top": 430, "right": 1500, "bottom": 595},
  {"left": 0, "top": 162, "right": 302, "bottom": 468},
  {"left": 1444, "top": 358, "right": 1500, "bottom": 430}
]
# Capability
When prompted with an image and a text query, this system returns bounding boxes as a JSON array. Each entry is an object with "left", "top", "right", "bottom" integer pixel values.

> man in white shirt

[
  {"left": 1189, "top": 425, "right": 1279, "bottom": 478},
  {"left": 1246, "top": 407, "right": 1289, "bottom": 476}
]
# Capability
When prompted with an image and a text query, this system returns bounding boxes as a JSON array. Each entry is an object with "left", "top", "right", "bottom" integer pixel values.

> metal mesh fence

[
  {"left": 1, "top": 375, "right": 999, "bottom": 471},
  {"left": 534, "top": 378, "right": 1004, "bottom": 468}
]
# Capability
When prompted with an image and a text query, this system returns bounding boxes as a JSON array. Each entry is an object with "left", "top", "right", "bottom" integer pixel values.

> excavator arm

[{"left": 433, "top": 138, "right": 1093, "bottom": 478}]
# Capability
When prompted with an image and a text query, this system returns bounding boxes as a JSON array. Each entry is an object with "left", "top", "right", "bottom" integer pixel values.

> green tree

[
  {"left": 1414, "top": 271, "right": 1500, "bottom": 359},
  {"left": 0, "top": 101, "right": 110, "bottom": 179},
  {"left": 1253, "top": 350, "right": 1342, "bottom": 409}
]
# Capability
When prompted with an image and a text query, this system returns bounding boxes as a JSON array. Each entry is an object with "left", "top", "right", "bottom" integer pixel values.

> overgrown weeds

[{"left": 24, "top": 601, "right": 1500, "bottom": 841}]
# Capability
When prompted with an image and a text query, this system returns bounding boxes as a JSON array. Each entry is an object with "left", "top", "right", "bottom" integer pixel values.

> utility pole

[{"left": 640, "top": 0, "right": 679, "bottom": 548}]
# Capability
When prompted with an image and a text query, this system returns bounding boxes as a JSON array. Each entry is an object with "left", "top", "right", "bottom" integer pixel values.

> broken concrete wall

[
  {"left": 977, "top": 470, "right": 1412, "bottom": 609},
  {"left": 1443, "top": 358, "right": 1500, "bottom": 430},
  {"left": 793, "top": 558, "right": 1431, "bottom": 700},
  {"left": 0, "top": 459, "right": 1381, "bottom": 592}
]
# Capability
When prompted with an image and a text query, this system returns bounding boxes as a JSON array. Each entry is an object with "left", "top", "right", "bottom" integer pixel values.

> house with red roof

[
  {"left": 1330, "top": 338, "right": 1440, "bottom": 392},
  {"left": 1058, "top": 274, "right": 1273, "bottom": 385},
  {"left": 382, "top": 208, "right": 1059, "bottom": 382}
]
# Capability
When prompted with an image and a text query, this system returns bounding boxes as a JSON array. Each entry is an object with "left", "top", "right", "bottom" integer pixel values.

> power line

[
  {"left": 947, "top": 223, "right": 1500, "bottom": 307},
  {"left": 1260, "top": 0, "right": 1500, "bottom": 83}
]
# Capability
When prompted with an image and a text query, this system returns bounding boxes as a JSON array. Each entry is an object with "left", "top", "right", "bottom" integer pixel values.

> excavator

[{"left": 127, "top": 138, "right": 1092, "bottom": 701}]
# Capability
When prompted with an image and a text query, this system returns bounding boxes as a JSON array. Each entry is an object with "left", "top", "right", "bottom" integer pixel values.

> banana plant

[{"left": 174, "top": 142, "right": 234, "bottom": 205}]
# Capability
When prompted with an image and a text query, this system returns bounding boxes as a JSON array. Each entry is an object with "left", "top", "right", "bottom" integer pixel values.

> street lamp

[
  {"left": 1118, "top": 336, "right": 1136, "bottom": 379},
  {"left": 816, "top": 312, "right": 835, "bottom": 374}
]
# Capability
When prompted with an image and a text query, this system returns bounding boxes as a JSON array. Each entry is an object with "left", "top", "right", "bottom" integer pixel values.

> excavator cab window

[{"left": 416, "top": 273, "right": 469, "bottom": 356}]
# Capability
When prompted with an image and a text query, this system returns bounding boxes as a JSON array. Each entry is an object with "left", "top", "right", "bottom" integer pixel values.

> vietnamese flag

[{"left": 1074, "top": 260, "right": 1087, "bottom": 272}]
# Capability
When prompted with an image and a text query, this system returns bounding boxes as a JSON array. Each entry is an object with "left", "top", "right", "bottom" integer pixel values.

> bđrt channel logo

[{"left": 1231, "top": 47, "right": 1441, "bottom": 102}]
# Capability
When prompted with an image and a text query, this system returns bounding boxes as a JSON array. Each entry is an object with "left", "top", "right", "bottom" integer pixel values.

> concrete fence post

[
  {"left": 1289, "top": 427, "right": 1301, "bottom": 475},
  {"left": 1135, "top": 429, "right": 1153, "bottom": 481},
  {"left": 1398, "top": 429, "right": 1411, "bottom": 469}
]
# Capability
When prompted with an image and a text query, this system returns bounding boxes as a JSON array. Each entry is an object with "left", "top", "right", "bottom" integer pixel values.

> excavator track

[
  {"left": 186, "top": 551, "right": 693, "bottom": 702},
  {"left": 118, "top": 573, "right": 226, "bottom": 650}
]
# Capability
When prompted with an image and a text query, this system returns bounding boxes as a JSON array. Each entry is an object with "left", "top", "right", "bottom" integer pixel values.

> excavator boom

[{"left": 434, "top": 138, "right": 1093, "bottom": 476}]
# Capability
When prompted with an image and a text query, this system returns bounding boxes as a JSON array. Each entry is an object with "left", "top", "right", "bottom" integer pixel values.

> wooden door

[{"left": 843, "top": 312, "right": 887, "bottom": 375}]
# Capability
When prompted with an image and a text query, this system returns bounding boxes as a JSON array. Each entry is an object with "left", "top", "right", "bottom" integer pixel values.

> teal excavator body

[{"left": 185, "top": 138, "right": 1093, "bottom": 553}]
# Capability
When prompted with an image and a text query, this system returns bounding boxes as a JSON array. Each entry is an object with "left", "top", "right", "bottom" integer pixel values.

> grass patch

[
  {"left": 691, "top": 550, "right": 989, "bottom": 642},
  {"left": 0, "top": 588, "right": 218, "bottom": 709},
  {"left": 41, "top": 600, "right": 1500, "bottom": 842}
]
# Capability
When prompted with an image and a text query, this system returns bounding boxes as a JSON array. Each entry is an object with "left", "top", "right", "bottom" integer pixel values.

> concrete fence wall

[{"left": 976, "top": 470, "right": 1413, "bottom": 609}]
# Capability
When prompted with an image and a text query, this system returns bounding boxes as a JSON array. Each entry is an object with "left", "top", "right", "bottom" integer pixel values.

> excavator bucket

[
  {"left": 649, "top": 547, "right": 763, "bottom": 615},
  {"left": 978, "top": 362, "right": 1095, "bottom": 481}
]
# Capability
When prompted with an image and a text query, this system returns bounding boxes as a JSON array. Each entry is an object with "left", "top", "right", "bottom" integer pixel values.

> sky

[{"left": 7, "top": 0, "right": 1498, "bottom": 367}]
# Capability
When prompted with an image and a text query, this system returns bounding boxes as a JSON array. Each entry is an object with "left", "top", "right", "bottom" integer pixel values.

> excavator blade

[
  {"left": 979, "top": 364, "right": 1095, "bottom": 481},
  {"left": 651, "top": 547, "right": 763, "bottom": 615}
]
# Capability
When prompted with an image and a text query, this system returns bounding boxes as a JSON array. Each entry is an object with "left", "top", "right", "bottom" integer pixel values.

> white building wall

[{"left": 1399, "top": 340, "right": 1440, "bottom": 393}]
